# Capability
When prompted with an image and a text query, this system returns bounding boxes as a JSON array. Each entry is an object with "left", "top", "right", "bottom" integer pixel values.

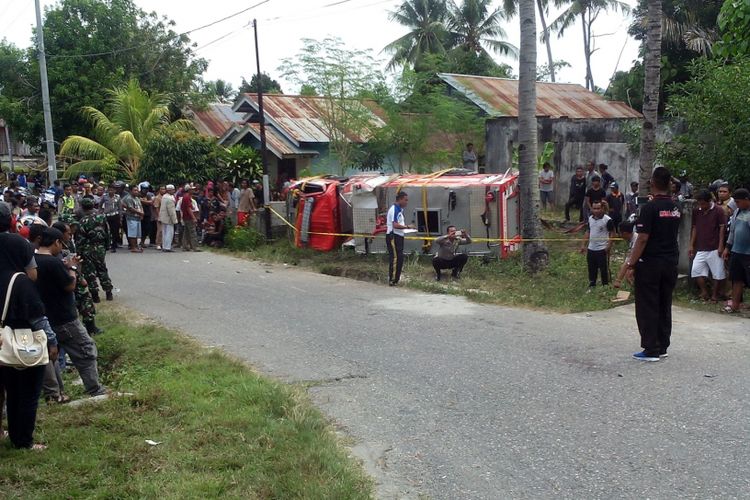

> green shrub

[{"left": 226, "top": 223, "right": 265, "bottom": 251}]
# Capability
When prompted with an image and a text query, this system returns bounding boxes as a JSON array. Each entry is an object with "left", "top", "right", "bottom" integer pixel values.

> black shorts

[{"left": 728, "top": 253, "right": 750, "bottom": 285}]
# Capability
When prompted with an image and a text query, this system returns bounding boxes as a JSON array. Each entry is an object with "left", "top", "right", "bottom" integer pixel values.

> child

[{"left": 580, "top": 201, "right": 615, "bottom": 288}]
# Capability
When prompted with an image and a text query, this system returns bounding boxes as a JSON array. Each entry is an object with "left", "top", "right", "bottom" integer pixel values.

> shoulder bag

[{"left": 0, "top": 272, "right": 49, "bottom": 368}]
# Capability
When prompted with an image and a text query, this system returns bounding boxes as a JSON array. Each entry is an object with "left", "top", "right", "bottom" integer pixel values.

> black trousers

[
  {"left": 0, "top": 365, "right": 45, "bottom": 448},
  {"left": 565, "top": 197, "right": 584, "bottom": 222},
  {"left": 587, "top": 249, "right": 609, "bottom": 286},
  {"left": 107, "top": 215, "right": 120, "bottom": 248},
  {"left": 635, "top": 259, "right": 678, "bottom": 356},
  {"left": 386, "top": 233, "right": 404, "bottom": 284},
  {"left": 433, "top": 254, "right": 468, "bottom": 277}
]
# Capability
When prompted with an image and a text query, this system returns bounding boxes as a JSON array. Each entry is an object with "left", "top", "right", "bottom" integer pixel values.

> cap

[
  {"left": 252, "top": 180, "right": 260, "bottom": 185},
  {"left": 80, "top": 197, "right": 95, "bottom": 209},
  {"left": 139, "top": 181, "right": 151, "bottom": 189},
  {"left": 166, "top": 184, "right": 175, "bottom": 190},
  {"left": 610, "top": 182, "right": 619, "bottom": 189}
]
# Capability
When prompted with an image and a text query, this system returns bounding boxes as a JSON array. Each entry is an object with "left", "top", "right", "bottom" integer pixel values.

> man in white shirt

[
  {"left": 580, "top": 201, "right": 615, "bottom": 288},
  {"left": 538, "top": 162, "right": 554, "bottom": 210},
  {"left": 386, "top": 191, "right": 412, "bottom": 286}
]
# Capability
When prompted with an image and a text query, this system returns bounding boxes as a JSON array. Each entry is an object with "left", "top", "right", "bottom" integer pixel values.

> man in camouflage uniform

[
  {"left": 57, "top": 214, "right": 102, "bottom": 335},
  {"left": 77, "top": 197, "right": 114, "bottom": 305}
]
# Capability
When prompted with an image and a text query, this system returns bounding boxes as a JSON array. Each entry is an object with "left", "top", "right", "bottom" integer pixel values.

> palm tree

[
  {"left": 60, "top": 79, "right": 191, "bottom": 182},
  {"left": 447, "top": 0, "right": 518, "bottom": 59},
  {"left": 383, "top": 0, "right": 449, "bottom": 71},
  {"left": 638, "top": 0, "right": 661, "bottom": 194},
  {"left": 547, "top": 0, "right": 631, "bottom": 91},
  {"left": 518, "top": 0, "right": 548, "bottom": 272},
  {"left": 503, "top": 0, "right": 557, "bottom": 81}
]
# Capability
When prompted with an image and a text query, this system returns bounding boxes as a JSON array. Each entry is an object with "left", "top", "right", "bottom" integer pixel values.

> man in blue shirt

[
  {"left": 722, "top": 188, "right": 750, "bottom": 313},
  {"left": 386, "top": 192, "right": 412, "bottom": 286}
]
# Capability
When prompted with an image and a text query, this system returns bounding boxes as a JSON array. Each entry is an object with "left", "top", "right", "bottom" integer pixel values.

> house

[
  {"left": 187, "top": 94, "right": 389, "bottom": 184},
  {"left": 438, "top": 73, "right": 643, "bottom": 203}
]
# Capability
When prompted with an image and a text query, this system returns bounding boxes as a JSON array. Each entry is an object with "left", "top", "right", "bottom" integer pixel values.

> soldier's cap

[{"left": 80, "top": 197, "right": 95, "bottom": 209}]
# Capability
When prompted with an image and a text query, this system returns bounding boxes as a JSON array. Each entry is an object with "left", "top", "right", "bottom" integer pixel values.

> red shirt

[{"left": 692, "top": 204, "right": 726, "bottom": 252}]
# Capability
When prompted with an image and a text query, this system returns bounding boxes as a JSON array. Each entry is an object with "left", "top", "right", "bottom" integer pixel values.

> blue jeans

[{"left": 540, "top": 190, "right": 553, "bottom": 209}]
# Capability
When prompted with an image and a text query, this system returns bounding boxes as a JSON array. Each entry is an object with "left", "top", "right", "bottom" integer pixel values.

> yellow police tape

[{"left": 264, "top": 205, "right": 623, "bottom": 244}]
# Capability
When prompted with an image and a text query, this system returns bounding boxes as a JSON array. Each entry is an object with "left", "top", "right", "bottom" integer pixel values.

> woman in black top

[{"left": 0, "top": 227, "right": 59, "bottom": 449}]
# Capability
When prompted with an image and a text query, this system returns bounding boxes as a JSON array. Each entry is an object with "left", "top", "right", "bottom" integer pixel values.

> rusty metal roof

[
  {"left": 234, "top": 94, "right": 387, "bottom": 145},
  {"left": 186, "top": 103, "right": 246, "bottom": 138},
  {"left": 241, "top": 123, "right": 319, "bottom": 158},
  {"left": 438, "top": 73, "right": 642, "bottom": 120}
]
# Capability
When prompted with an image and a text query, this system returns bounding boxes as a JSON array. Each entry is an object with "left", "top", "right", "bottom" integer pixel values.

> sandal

[
  {"left": 31, "top": 443, "right": 47, "bottom": 451},
  {"left": 723, "top": 305, "right": 738, "bottom": 314}
]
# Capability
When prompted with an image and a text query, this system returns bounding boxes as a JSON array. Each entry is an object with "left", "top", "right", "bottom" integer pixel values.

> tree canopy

[
  {"left": 239, "top": 73, "right": 284, "bottom": 95},
  {"left": 664, "top": 57, "right": 750, "bottom": 188},
  {"left": 383, "top": 0, "right": 517, "bottom": 75},
  {"left": 59, "top": 79, "right": 191, "bottom": 182},
  {"left": 0, "top": 0, "right": 206, "bottom": 150}
]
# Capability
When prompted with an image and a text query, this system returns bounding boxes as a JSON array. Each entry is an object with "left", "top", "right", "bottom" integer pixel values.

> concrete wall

[{"left": 485, "top": 117, "right": 640, "bottom": 204}]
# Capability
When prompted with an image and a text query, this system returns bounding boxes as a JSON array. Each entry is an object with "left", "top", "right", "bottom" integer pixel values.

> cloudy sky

[{"left": 1, "top": 0, "right": 640, "bottom": 93}]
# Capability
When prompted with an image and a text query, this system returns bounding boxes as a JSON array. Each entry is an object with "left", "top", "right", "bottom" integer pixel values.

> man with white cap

[{"left": 159, "top": 185, "right": 178, "bottom": 252}]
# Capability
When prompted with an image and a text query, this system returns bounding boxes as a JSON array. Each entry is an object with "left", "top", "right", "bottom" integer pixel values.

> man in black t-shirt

[
  {"left": 606, "top": 182, "right": 625, "bottom": 232},
  {"left": 35, "top": 228, "right": 106, "bottom": 396},
  {"left": 626, "top": 167, "right": 681, "bottom": 361},
  {"left": 584, "top": 176, "right": 606, "bottom": 220},
  {"left": 565, "top": 167, "right": 587, "bottom": 222}
]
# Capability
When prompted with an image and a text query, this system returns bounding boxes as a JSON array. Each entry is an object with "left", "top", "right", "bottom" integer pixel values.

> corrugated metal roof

[
  {"left": 187, "top": 103, "right": 246, "bottom": 138},
  {"left": 235, "top": 94, "right": 387, "bottom": 144},
  {"left": 438, "top": 73, "right": 642, "bottom": 120},
  {"left": 245, "top": 123, "right": 319, "bottom": 158}
]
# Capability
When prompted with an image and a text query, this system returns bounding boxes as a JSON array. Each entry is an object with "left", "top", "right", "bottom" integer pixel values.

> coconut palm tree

[
  {"left": 638, "top": 0, "right": 661, "bottom": 194},
  {"left": 547, "top": 0, "right": 631, "bottom": 91},
  {"left": 383, "top": 0, "right": 450, "bottom": 71},
  {"left": 60, "top": 79, "right": 190, "bottom": 182},
  {"left": 447, "top": 0, "right": 518, "bottom": 60},
  {"left": 503, "top": 0, "right": 557, "bottom": 81},
  {"left": 518, "top": 0, "right": 548, "bottom": 272}
]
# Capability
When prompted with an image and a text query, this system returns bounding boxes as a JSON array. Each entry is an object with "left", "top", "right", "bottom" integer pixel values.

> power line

[
  {"left": 47, "top": 0, "right": 271, "bottom": 59},
  {"left": 264, "top": 0, "right": 392, "bottom": 25}
]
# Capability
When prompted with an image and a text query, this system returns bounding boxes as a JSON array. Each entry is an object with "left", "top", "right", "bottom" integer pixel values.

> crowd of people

[
  {"left": 1, "top": 163, "right": 748, "bottom": 448},
  {"left": 0, "top": 173, "right": 267, "bottom": 450},
  {"left": 2, "top": 175, "right": 266, "bottom": 254}
]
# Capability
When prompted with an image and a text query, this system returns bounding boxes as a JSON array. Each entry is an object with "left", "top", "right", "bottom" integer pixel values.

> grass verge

[
  {"left": 0, "top": 307, "right": 372, "bottom": 499},
  {"left": 222, "top": 229, "right": 741, "bottom": 316},
  {"left": 221, "top": 233, "right": 627, "bottom": 313}
]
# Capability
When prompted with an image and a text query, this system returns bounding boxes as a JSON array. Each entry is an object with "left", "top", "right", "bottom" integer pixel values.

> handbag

[{"left": 0, "top": 272, "right": 49, "bottom": 368}]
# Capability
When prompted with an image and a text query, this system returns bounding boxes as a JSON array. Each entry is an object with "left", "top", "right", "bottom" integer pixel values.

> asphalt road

[{"left": 107, "top": 250, "right": 750, "bottom": 499}]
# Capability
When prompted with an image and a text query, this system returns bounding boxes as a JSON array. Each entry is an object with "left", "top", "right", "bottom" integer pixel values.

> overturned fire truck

[{"left": 288, "top": 169, "right": 521, "bottom": 258}]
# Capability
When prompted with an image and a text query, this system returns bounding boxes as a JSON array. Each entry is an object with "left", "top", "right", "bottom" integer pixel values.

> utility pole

[
  {"left": 35, "top": 0, "right": 58, "bottom": 183},
  {"left": 253, "top": 18, "right": 272, "bottom": 240},
  {"left": 2, "top": 120, "right": 14, "bottom": 173}
]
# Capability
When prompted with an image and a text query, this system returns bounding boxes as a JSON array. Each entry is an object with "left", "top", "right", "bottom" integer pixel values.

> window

[{"left": 414, "top": 209, "right": 440, "bottom": 233}]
